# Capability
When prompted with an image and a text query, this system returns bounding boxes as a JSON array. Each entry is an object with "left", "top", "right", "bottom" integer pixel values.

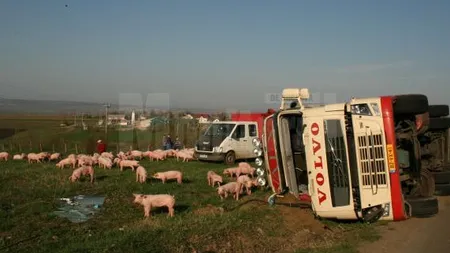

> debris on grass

[{"left": 52, "top": 195, "right": 105, "bottom": 223}]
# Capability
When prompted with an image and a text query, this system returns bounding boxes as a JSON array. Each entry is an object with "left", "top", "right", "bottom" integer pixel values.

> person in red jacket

[{"left": 96, "top": 140, "right": 106, "bottom": 154}]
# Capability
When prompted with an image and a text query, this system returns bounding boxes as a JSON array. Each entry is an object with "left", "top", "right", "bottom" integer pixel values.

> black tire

[
  {"left": 429, "top": 117, "right": 450, "bottom": 130},
  {"left": 431, "top": 170, "right": 450, "bottom": 184},
  {"left": 224, "top": 151, "right": 236, "bottom": 165},
  {"left": 429, "top": 105, "right": 450, "bottom": 118},
  {"left": 393, "top": 94, "right": 428, "bottom": 115},
  {"left": 405, "top": 196, "right": 439, "bottom": 218},
  {"left": 435, "top": 183, "right": 450, "bottom": 196}
]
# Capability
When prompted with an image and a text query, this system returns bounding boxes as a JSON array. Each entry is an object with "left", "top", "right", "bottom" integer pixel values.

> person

[
  {"left": 173, "top": 137, "right": 182, "bottom": 150},
  {"left": 162, "top": 135, "right": 167, "bottom": 150},
  {"left": 166, "top": 134, "right": 173, "bottom": 150},
  {"left": 96, "top": 139, "right": 106, "bottom": 154}
]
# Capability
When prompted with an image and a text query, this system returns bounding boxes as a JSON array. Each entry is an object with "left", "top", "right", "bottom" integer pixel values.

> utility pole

[{"left": 103, "top": 103, "right": 111, "bottom": 141}]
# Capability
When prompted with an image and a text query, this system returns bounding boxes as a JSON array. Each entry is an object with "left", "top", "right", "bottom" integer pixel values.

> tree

[{"left": 132, "top": 128, "right": 139, "bottom": 150}]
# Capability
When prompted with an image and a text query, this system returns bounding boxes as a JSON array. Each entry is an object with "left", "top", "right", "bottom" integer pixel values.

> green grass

[{"left": 0, "top": 158, "right": 381, "bottom": 253}]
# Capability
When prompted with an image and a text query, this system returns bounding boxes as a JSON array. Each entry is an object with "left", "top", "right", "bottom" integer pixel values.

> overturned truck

[{"left": 253, "top": 88, "right": 439, "bottom": 222}]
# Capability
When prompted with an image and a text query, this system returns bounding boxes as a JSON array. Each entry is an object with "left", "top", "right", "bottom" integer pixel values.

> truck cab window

[{"left": 249, "top": 124, "right": 257, "bottom": 137}]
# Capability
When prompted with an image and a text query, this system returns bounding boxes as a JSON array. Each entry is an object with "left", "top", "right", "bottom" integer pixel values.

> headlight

[
  {"left": 213, "top": 147, "right": 222, "bottom": 153},
  {"left": 256, "top": 167, "right": 265, "bottom": 176},
  {"left": 255, "top": 157, "right": 263, "bottom": 166},
  {"left": 253, "top": 148, "right": 262, "bottom": 157},
  {"left": 252, "top": 138, "right": 261, "bottom": 147},
  {"left": 257, "top": 176, "right": 266, "bottom": 186}
]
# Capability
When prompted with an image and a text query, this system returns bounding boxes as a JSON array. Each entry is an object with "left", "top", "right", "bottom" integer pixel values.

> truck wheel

[
  {"left": 435, "top": 183, "right": 450, "bottom": 196},
  {"left": 429, "top": 105, "right": 450, "bottom": 117},
  {"left": 405, "top": 196, "right": 439, "bottom": 218},
  {"left": 428, "top": 117, "right": 450, "bottom": 130},
  {"left": 224, "top": 151, "right": 236, "bottom": 165},
  {"left": 393, "top": 94, "right": 428, "bottom": 115},
  {"left": 419, "top": 169, "right": 436, "bottom": 197},
  {"left": 432, "top": 170, "right": 450, "bottom": 184}
]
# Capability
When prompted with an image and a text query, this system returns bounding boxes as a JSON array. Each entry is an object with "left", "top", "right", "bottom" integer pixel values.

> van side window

[
  {"left": 249, "top": 124, "right": 257, "bottom": 137},
  {"left": 233, "top": 125, "right": 245, "bottom": 139}
]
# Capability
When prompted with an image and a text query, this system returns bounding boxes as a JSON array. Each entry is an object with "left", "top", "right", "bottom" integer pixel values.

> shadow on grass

[
  {"left": 151, "top": 204, "right": 190, "bottom": 215},
  {"left": 95, "top": 175, "right": 108, "bottom": 181}
]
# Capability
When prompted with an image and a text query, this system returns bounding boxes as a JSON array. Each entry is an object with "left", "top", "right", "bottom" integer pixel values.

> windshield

[{"left": 204, "top": 123, "right": 236, "bottom": 137}]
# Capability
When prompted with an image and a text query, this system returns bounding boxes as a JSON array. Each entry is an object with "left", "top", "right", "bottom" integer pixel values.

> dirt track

[{"left": 359, "top": 196, "right": 450, "bottom": 253}]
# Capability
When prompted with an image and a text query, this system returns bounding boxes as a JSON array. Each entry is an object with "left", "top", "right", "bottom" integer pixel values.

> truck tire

[
  {"left": 224, "top": 151, "right": 236, "bottom": 165},
  {"left": 405, "top": 196, "right": 439, "bottom": 218},
  {"left": 435, "top": 183, "right": 450, "bottom": 196},
  {"left": 428, "top": 117, "right": 450, "bottom": 130},
  {"left": 429, "top": 105, "right": 450, "bottom": 118},
  {"left": 393, "top": 94, "right": 428, "bottom": 115},
  {"left": 431, "top": 170, "right": 450, "bottom": 184}
]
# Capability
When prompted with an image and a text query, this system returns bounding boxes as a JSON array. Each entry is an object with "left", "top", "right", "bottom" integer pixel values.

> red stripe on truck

[{"left": 380, "top": 96, "right": 407, "bottom": 221}]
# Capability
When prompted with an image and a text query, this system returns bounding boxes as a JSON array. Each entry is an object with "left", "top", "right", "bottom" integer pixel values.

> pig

[
  {"left": 235, "top": 166, "right": 256, "bottom": 178},
  {"left": 67, "top": 154, "right": 76, "bottom": 160},
  {"left": 27, "top": 153, "right": 42, "bottom": 163},
  {"left": 217, "top": 182, "right": 242, "bottom": 200},
  {"left": 207, "top": 170, "right": 223, "bottom": 187},
  {"left": 13, "top": 153, "right": 26, "bottom": 160},
  {"left": 38, "top": 152, "right": 50, "bottom": 161},
  {"left": 69, "top": 166, "right": 95, "bottom": 183},
  {"left": 132, "top": 193, "right": 175, "bottom": 218},
  {"left": 223, "top": 167, "right": 239, "bottom": 177},
  {"left": 101, "top": 152, "right": 114, "bottom": 159},
  {"left": 152, "top": 171, "right": 183, "bottom": 184},
  {"left": 148, "top": 152, "right": 164, "bottom": 161},
  {"left": 130, "top": 150, "right": 143, "bottom": 160},
  {"left": 238, "top": 162, "right": 252, "bottom": 169},
  {"left": 0, "top": 152, "right": 9, "bottom": 161},
  {"left": 98, "top": 156, "right": 113, "bottom": 169},
  {"left": 177, "top": 151, "right": 193, "bottom": 162},
  {"left": 49, "top": 153, "right": 61, "bottom": 161},
  {"left": 237, "top": 175, "right": 257, "bottom": 195},
  {"left": 56, "top": 157, "right": 77, "bottom": 169},
  {"left": 136, "top": 166, "right": 148, "bottom": 183},
  {"left": 119, "top": 159, "right": 139, "bottom": 171}
]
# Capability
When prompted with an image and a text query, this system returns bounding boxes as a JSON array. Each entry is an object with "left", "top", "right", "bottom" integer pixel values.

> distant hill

[{"left": 0, "top": 98, "right": 224, "bottom": 115}]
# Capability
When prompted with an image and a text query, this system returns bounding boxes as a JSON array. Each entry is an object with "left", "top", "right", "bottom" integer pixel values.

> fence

[{"left": 0, "top": 119, "right": 210, "bottom": 154}]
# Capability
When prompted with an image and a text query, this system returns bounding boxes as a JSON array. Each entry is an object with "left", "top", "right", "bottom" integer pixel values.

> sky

[{"left": 1, "top": 0, "right": 450, "bottom": 111}]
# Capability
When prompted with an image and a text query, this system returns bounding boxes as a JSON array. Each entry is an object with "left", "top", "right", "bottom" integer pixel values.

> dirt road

[{"left": 359, "top": 196, "right": 450, "bottom": 253}]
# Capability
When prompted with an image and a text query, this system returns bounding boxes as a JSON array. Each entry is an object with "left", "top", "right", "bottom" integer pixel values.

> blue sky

[{"left": 1, "top": 0, "right": 450, "bottom": 110}]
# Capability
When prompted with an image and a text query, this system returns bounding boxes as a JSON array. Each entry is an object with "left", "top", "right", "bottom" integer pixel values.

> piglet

[
  {"left": 238, "top": 162, "right": 252, "bottom": 169},
  {"left": 136, "top": 166, "right": 148, "bottom": 183},
  {"left": 207, "top": 170, "right": 223, "bottom": 187},
  {"left": 152, "top": 171, "right": 183, "bottom": 184},
  {"left": 223, "top": 167, "right": 238, "bottom": 177},
  {"left": 69, "top": 166, "right": 95, "bottom": 183},
  {"left": 217, "top": 182, "right": 242, "bottom": 200},
  {"left": 237, "top": 175, "right": 257, "bottom": 195},
  {"left": 132, "top": 193, "right": 175, "bottom": 218},
  {"left": 236, "top": 166, "right": 256, "bottom": 178}
]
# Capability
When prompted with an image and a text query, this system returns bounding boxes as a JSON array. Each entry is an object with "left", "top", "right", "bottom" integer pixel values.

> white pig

[{"left": 132, "top": 193, "right": 175, "bottom": 218}]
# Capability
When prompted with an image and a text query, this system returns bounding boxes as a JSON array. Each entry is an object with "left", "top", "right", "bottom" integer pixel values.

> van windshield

[{"left": 204, "top": 123, "right": 236, "bottom": 137}]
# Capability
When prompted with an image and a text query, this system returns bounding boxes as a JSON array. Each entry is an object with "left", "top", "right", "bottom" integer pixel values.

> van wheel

[
  {"left": 404, "top": 196, "right": 439, "bottom": 218},
  {"left": 393, "top": 94, "right": 428, "bottom": 115},
  {"left": 429, "top": 105, "right": 449, "bottom": 117},
  {"left": 224, "top": 151, "right": 236, "bottom": 165}
]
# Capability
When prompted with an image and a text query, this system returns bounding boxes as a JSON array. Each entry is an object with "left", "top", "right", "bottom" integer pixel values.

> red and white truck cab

[{"left": 253, "top": 88, "right": 438, "bottom": 222}]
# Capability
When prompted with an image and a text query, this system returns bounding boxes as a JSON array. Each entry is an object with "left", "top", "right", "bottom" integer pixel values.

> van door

[
  {"left": 246, "top": 123, "right": 258, "bottom": 158},
  {"left": 263, "top": 114, "right": 283, "bottom": 193},
  {"left": 230, "top": 124, "right": 247, "bottom": 159},
  {"left": 350, "top": 102, "right": 391, "bottom": 209}
]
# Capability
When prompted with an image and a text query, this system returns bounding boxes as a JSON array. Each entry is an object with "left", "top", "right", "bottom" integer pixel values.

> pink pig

[
  {"left": 136, "top": 166, "right": 148, "bottom": 183},
  {"left": 132, "top": 193, "right": 175, "bottom": 218},
  {"left": 69, "top": 166, "right": 95, "bottom": 183},
  {"left": 237, "top": 175, "right": 257, "bottom": 195},
  {"left": 235, "top": 166, "right": 256, "bottom": 178},
  {"left": 217, "top": 182, "right": 242, "bottom": 200},
  {"left": 152, "top": 171, "right": 183, "bottom": 184},
  {"left": 223, "top": 167, "right": 239, "bottom": 177},
  {"left": 207, "top": 171, "right": 223, "bottom": 187},
  {"left": 238, "top": 162, "right": 252, "bottom": 169}
]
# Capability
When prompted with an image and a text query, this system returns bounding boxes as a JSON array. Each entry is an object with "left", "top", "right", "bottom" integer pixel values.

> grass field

[{"left": 0, "top": 158, "right": 381, "bottom": 253}]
